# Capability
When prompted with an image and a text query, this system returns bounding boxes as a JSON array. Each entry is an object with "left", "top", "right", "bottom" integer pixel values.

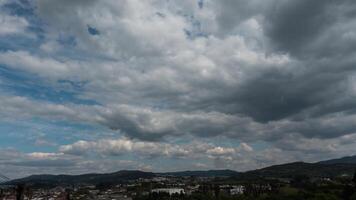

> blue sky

[{"left": 0, "top": 0, "right": 356, "bottom": 179}]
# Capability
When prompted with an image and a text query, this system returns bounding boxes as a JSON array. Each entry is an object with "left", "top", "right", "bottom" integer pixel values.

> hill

[
  {"left": 3, "top": 169, "right": 239, "bottom": 187},
  {"left": 4, "top": 155, "right": 356, "bottom": 186},
  {"left": 159, "top": 169, "right": 240, "bottom": 177},
  {"left": 5, "top": 170, "right": 155, "bottom": 187},
  {"left": 318, "top": 155, "right": 356, "bottom": 165},
  {"left": 241, "top": 162, "right": 356, "bottom": 179}
]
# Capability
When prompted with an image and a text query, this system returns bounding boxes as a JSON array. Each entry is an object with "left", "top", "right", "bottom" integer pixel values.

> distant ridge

[
  {"left": 2, "top": 169, "right": 240, "bottom": 186},
  {"left": 4, "top": 170, "right": 155, "bottom": 187},
  {"left": 3, "top": 155, "right": 356, "bottom": 186},
  {"left": 318, "top": 155, "right": 356, "bottom": 165},
  {"left": 242, "top": 161, "right": 356, "bottom": 179},
  {"left": 159, "top": 169, "right": 240, "bottom": 177}
]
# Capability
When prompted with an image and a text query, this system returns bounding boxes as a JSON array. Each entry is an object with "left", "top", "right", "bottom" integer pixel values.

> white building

[
  {"left": 230, "top": 185, "right": 245, "bottom": 195},
  {"left": 151, "top": 188, "right": 185, "bottom": 195}
]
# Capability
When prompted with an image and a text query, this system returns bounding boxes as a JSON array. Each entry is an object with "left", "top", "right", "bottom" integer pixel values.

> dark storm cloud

[
  {"left": 264, "top": 0, "right": 356, "bottom": 57},
  {"left": 230, "top": 60, "right": 354, "bottom": 123},
  {"left": 204, "top": 0, "right": 356, "bottom": 126},
  {"left": 264, "top": 0, "right": 333, "bottom": 56}
]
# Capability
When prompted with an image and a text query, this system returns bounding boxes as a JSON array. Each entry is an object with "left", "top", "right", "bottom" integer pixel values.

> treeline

[{"left": 134, "top": 172, "right": 356, "bottom": 200}]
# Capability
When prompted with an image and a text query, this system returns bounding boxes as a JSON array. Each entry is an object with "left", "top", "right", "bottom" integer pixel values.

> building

[
  {"left": 230, "top": 185, "right": 245, "bottom": 195},
  {"left": 151, "top": 188, "right": 185, "bottom": 195}
]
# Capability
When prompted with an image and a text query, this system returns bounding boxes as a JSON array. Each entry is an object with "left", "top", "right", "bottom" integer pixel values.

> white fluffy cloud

[
  {"left": 0, "top": 51, "right": 72, "bottom": 78},
  {"left": 57, "top": 135, "right": 356, "bottom": 171},
  {"left": 59, "top": 137, "right": 253, "bottom": 159}
]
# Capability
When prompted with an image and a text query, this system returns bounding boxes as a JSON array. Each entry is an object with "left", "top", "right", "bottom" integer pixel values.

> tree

[
  {"left": 291, "top": 174, "right": 310, "bottom": 188},
  {"left": 25, "top": 187, "right": 33, "bottom": 200},
  {"left": 65, "top": 188, "right": 71, "bottom": 200},
  {"left": 16, "top": 184, "right": 25, "bottom": 200},
  {"left": 0, "top": 188, "right": 4, "bottom": 199},
  {"left": 214, "top": 184, "right": 220, "bottom": 200},
  {"left": 342, "top": 185, "right": 355, "bottom": 200}
]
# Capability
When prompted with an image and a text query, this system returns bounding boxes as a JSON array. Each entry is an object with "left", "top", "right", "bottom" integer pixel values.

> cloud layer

[{"left": 0, "top": 0, "right": 356, "bottom": 178}]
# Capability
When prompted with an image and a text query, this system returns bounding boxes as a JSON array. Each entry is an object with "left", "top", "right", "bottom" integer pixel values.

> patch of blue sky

[
  {"left": 212, "top": 137, "right": 241, "bottom": 147},
  {"left": 0, "top": 65, "right": 98, "bottom": 105},
  {"left": 182, "top": 15, "right": 209, "bottom": 40},
  {"left": 0, "top": 35, "right": 42, "bottom": 52},
  {"left": 2, "top": 1, "right": 115, "bottom": 63},
  {"left": 0, "top": 122, "right": 25, "bottom": 146},
  {"left": 0, "top": 117, "right": 114, "bottom": 153},
  {"left": 0, "top": 24, "right": 44, "bottom": 54},
  {"left": 57, "top": 34, "right": 77, "bottom": 48},
  {"left": 3, "top": 0, "right": 44, "bottom": 25},
  {"left": 249, "top": 141, "right": 271, "bottom": 151},
  {"left": 2, "top": 0, "right": 46, "bottom": 38},
  {"left": 0, "top": 120, "right": 57, "bottom": 152},
  {"left": 2, "top": 1, "right": 80, "bottom": 57},
  {"left": 198, "top": 0, "right": 204, "bottom": 9},
  {"left": 0, "top": 17, "right": 45, "bottom": 54},
  {"left": 87, "top": 25, "right": 100, "bottom": 36},
  {"left": 20, "top": 143, "right": 58, "bottom": 153},
  {"left": 48, "top": 120, "right": 115, "bottom": 142},
  {"left": 3, "top": 0, "right": 35, "bottom": 17}
]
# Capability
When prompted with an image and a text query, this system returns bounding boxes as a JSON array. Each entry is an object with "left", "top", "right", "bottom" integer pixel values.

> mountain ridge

[
  {"left": 318, "top": 155, "right": 356, "bottom": 165},
  {"left": 4, "top": 155, "right": 356, "bottom": 186},
  {"left": 157, "top": 169, "right": 240, "bottom": 177}
]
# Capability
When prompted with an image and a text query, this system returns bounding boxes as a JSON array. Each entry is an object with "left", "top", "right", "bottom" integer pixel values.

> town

[{"left": 1, "top": 171, "right": 356, "bottom": 200}]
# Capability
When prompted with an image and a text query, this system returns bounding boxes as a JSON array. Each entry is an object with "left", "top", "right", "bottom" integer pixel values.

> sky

[{"left": 0, "top": 0, "right": 356, "bottom": 179}]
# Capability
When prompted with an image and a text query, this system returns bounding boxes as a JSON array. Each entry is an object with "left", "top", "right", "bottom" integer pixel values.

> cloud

[
  {"left": 0, "top": 13, "right": 28, "bottom": 36},
  {"left": 264, "top": 0, "right": 356, "bottom": 57},
  {"left": 7, "top": 159, "right": 75, "bottom": 167},
  {"left": 59, "top": 138, "right": 187, "bottom": 158},
  {"left": 2, "top": 94, "right": 356, "bottom": 143},
  {"left": 59, "top": 138, "right": 254, "bottom": 160},
  {"left": 0, "top": 0, "right": 356, "bottom": 175},
  {"left": 34, "top": 138, "right": 56, "bottom": 147},
  {"left": 0, "top": 148, "right": 151, "bottom": 178},
  {"left": 0, "top": 149, "right": 75, "bottom": 170},
  {"left": 27, "top": 152, "right": 63, "bottom": 159}
]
